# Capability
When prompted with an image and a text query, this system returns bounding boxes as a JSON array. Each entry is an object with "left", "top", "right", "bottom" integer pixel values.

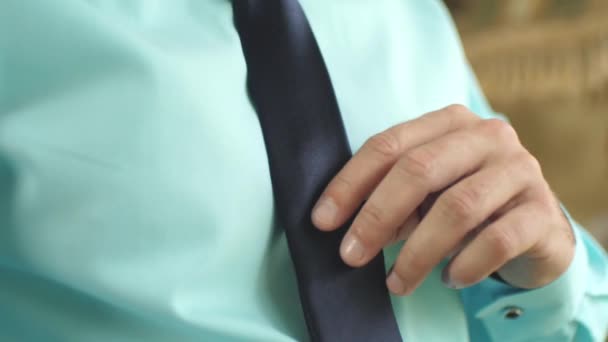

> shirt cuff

[{"left": 460, "top": 206, "right": 589, "bottom": 341}]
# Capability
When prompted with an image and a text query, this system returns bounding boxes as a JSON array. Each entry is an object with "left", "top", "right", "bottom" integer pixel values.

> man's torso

[{"left": 0, "top": 1, "right": 473, "bottom": 340}]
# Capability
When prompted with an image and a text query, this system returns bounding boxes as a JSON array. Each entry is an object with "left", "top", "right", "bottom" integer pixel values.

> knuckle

[
  {"left": 398, "top": 247, "right": 428, "bottom": 281},
  {"left": 485, "top": 228, "right": 517, "bottom": 261},
  {"left": 365, "top": 131, "right": 402, "bottom": 159},
  {"left": 437, "top": 104, "right": 478, "bottom": 131},
  {"left": 536, "top": 196, "right": 561, "bottom": 223},
  {"left": 444, "top": 104, "right": 471, "bottom": 117},
  {"left": 352, "top": 205, "right": 393, "bottom": 248},
  {"left": 516, "top": 151, "right": 543, "bottom": 177},
  {"left": 478, "top": 119, "right": 519, "bottom": 144},
  {"left": 332, "top": 174, "right": 354, "bottom": 190},
  {"left": 396, "top": 147, "right": 437, "bottom": 183},
  {"left": 358, "top": 202, "right": 387, "bottom": 228},
  {"left": 322, "top": 175, "right": 353, "bottom": 209},
  {"left": 439, "top": 186, "right": 480, "bottom": 225}
]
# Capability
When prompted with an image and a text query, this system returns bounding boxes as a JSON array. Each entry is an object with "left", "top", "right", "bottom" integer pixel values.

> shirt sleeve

[{"left": 460, "top": 66, "right": 608, "bottom": 342}]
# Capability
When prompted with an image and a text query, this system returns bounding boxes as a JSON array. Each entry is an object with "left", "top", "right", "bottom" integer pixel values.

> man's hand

[{"left": 311, "top": 105, "right": 575, "bottom": 295}]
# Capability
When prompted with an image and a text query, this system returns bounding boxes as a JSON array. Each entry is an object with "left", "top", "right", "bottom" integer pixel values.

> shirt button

[{"left": 502, "top": 306, "right": 524, "bottom": 320}]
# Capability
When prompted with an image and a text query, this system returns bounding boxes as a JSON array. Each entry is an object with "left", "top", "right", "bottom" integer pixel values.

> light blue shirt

[{"left": 0, "top": 0, "right": 607, "bottom": 341}]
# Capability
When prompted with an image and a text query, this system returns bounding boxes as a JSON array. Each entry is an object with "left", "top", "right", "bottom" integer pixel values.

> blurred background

[{"left": 445, "top": 0, "right": 608, "bottom": 248}]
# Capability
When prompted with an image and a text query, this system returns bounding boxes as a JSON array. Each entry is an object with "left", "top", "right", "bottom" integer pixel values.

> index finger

[{"left": 311, "top": 104, "right": 479, "bottom": 231}]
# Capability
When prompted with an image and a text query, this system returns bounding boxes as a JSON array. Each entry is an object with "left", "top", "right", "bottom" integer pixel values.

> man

[{"left": 0, "top": 0, "right": 606, "bottom": 341}]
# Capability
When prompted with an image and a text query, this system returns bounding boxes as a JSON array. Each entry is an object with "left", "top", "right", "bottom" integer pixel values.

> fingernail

[
  {"left": 312, "top": 197, "right": 337, "bottom": 228},
  {"left": 387, "top": 272, "right": 407, "bottom": 295},
  {"left": 442, "top": 272, "right": 464, "bottom": 289},
  {"left": 340, "top": 235, "right": 365, "bottom": 265},
  {"left": 445, "top": 280, "right": 465, "bottom": 289}
]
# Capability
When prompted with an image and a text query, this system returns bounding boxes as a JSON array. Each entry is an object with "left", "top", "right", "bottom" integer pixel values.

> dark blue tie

[{"left": 232, "top": 0, "right": 403, "bottom": 341}]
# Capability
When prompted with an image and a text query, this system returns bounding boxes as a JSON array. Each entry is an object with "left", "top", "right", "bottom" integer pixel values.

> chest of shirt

[{"left": 0, "top": 2, "right": 470, "bottom": 337}]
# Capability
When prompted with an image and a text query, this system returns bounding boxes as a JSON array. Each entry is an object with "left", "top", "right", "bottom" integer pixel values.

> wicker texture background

[{"left": 447, "top": 0, "right": 608, "bottom": 246}]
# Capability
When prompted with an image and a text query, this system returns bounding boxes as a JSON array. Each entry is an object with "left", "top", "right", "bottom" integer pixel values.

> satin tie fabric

[{"left": 232, "top": 0, "right": 402, "bottom": 341}]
